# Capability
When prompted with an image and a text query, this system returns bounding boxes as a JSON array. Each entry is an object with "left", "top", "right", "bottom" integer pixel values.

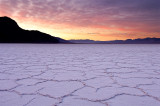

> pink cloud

[{"left": 0, "top": 0, "right": 160, "bottom": 40}]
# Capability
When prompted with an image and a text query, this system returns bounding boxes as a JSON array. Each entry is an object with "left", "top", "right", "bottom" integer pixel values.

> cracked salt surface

[{"left": 0, "top": 44, "right": 160, "bottom": 106}]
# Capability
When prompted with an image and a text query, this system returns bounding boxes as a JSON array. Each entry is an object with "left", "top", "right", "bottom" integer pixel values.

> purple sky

[{"left": 0, "top": 0, "right": 160, "bottom": 40}]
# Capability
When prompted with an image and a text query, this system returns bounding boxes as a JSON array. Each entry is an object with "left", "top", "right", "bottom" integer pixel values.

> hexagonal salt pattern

[{"left": 0, "top": 44, "right": 160, "bottom": 106}]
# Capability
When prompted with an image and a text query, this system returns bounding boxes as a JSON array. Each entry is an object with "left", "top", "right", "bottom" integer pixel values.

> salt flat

[{"left": 0, "top": 44, "right": 160, "bottom": 106}]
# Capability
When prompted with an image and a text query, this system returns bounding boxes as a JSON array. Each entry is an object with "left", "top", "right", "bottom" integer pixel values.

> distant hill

[
  {"left": 69, "top": 39, "right": 98, "bottom": 43},
  {"left": 0, "top": 16, "right": 69, "bottom": 43},
  {"left": 70, "top": 38, "right": 160, "bottom": 44}
]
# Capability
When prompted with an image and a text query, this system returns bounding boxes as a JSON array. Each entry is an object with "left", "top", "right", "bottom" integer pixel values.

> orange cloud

[{"left": 0, "top": 0, "right": 160, "bottom": 41}]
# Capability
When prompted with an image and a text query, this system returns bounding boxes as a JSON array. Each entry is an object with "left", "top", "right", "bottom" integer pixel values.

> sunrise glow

[{"left": 0, "top": 0, "right": 160, "bottom": 41}]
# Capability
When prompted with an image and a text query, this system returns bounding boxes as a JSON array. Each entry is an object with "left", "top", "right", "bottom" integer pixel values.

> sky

[{"left": 0, "top": 0, "right": 160, "bottom": 41}]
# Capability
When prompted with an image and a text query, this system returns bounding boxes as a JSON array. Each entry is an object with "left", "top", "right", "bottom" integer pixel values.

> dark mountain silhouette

[
  {"left": 70, "top": 38, "right": 160, "bottom": 44},
  {"left": 0, "top": 16, "right": 69, "bottom": 43}
]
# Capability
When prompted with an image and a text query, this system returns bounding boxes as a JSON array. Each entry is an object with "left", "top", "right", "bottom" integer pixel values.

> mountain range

[
  {"left": 0, "top": 16, "right": 69, "bottom": 43},
  {"left": 70, "top": 38, "right": 160, "bottom": 44},
  {"left": 1, "top": 16, "right": 160, "bottom": 44}
]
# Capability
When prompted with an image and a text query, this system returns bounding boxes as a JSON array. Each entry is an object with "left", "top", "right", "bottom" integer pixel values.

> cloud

[{"left": 0, "top": 0, "right": 160, "bottom": 38}]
